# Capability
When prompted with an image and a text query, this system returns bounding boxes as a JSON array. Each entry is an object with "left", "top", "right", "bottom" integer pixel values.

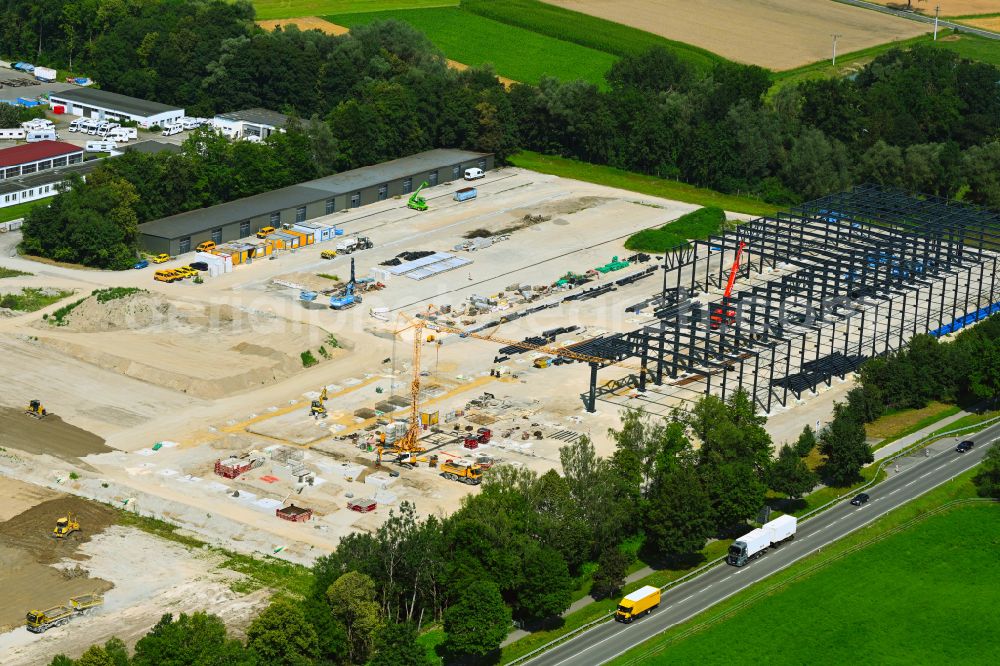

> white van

[
  {"left": 68, "top": 119, "right": 84, "bottom": 132},
  {"left": 0, "top": 128, "right": 26, "bottom": 140},
  {"left": 99, "top": 123, "right": 120, "bottom": 138},
  {"left": 162, "top": 124, "right": 183, "bottom": 137},
  {"left": 109, "top": 127, "right": 137, "bottom": 142},
  {"left": 463, "top": 167, "right": 485, "bottom": 181},
  {"left": 86, "top": 140, "right": 117, "bottom": 152},
  {"left": 26, "top": 129, "right": 57, "bottom": 142}
]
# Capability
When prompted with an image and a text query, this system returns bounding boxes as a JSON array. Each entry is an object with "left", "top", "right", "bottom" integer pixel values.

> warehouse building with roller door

[
  {"left": 48, "top": 88, "right": 184, "bottom": 128},
  {"left": 138, "top": 148, "right": 494, "bottom": 255}
]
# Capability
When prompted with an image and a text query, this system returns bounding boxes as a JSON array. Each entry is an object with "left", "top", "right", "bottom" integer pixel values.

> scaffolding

[{"left": 579, "top": 186, "right": 1000, "bottom": 414}]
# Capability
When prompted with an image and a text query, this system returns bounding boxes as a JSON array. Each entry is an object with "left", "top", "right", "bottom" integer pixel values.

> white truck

[
  {"left": 335, "top": 236, "right": 374, "bottom": 254},
  {"left": 726, "top": 514, "right": 797, "bottom": 567}
]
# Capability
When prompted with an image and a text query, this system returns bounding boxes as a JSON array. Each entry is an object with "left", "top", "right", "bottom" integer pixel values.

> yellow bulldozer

[
  {"left": 52, "top": 512, "right": 80, "bottom": 539},
  {"left": 25, "top": 399, "right": 48, "bottom": 419}
]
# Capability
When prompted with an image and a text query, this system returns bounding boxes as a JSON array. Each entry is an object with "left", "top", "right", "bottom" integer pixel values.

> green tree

[
  {"left": 327, "top": 571, "right": 383, "bottom": 663},
  {"left": 246, "top": 599, "right": 319, "bottom": 666},
  {"left": 513, "top": 544, "right": 573, "bottom": 623},
  {"left": 133, "top": 612, "right": 251, "bottom": 666},
  {"left": 782, "top": 127, "right": 850, "bottom": 200},
  {"left": 370, "top": 622, "right": 432, "bottom": 666},
  {"left": 819, "top": 403, "right": 873, "bottom": 486},
  {"left": 701, "top": 460, "right": 765, "bottom": 531},
  {"left": 769, "top": 444, "right": 819, "bottom": 499},
  {"left": 442, "top": 580, "right": 510, "bottom": 660},
  {"left": 973, "top": 445, "right": 1000, "bottom": 499},
  {"left": 794, "top": 424, "right": 817, "bottom": 458},
  {"left": 590, "top": 547, "right": 631, "bottom": 600},
  {"left": 76, "top": 646, "right": 114, "bottom": 666},
  {"left": 645, "top": 462, "right": 714, "bottom": 560}
]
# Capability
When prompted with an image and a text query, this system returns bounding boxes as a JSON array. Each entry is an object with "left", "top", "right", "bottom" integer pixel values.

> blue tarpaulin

[{"left": 930, "top": 302, "right": 1000, "bottom": 337}]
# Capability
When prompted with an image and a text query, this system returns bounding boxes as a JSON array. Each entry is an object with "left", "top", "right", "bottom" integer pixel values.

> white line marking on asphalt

[
  {"left": 919, "top": 472, "right": 932, "bottom": 479},
  {"left": 888, "top": 489, "right": 899, "bottom": 495},
  {"left": 905, "top": 481, "right": 915, "bottom": 487}
]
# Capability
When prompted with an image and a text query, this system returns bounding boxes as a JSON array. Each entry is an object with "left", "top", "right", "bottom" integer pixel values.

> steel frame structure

[{"left": 577, "top": 186, "right": 1000, "bottom": 413}]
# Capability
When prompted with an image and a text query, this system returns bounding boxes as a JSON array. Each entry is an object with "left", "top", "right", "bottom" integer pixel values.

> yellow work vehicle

[
  {"left": 615, "top": 585, "right": 660, "bottom": 623},
  {"left": 24, "top": 399, "right": 48, "bottom": 419},
  {"left": 440, "top": 460, "right": 483, "bottom": 485},
  {"left": 533, "top": 356, "right": 554, "bottom": 369},
  {"left": 174, "top": 265, "right": 198, "bottom": 278},
  {"left": 321, "top": 249, "right": 337, "bottom": 259},
  {"left": 196, "top": 240, "right": 216, "bottom": 253},
  {"left": 256, "top": 226, "right": 276, "bottom": 239},
  {"left": 309, "top": 400, "right": 327, "bottom": 419},
  {"left": 151, "top": 253, "right": 170, "bottom": 264},
  {"left": 26, "top": 593, "right": 103, "bottom": 633},
  {"left": 53, "top": 512, "right": 79, "bottom": 538},
  {"left": 154, "top": 269, "right": 184, "bottom": 283}
]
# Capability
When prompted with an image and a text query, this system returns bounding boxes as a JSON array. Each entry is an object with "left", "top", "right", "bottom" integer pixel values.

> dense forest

[{"left": 5, "top": 0, "right": 1000, "bottom": 267}]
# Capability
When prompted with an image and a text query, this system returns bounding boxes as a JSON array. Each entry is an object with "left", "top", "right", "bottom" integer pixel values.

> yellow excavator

[
  {"left": 52, "top": 512, "right": 79, "bottom": 539},
  {"left": 309, "top": 399, "right": 327, "bottom": 419},
  {"left": 25, "top": 399, "right": 48, "bottom": 419}
]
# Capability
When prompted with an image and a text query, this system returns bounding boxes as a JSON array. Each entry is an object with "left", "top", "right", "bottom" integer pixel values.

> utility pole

[
  {"left": 933, "top": 5, "right": 940, "bottom": 40},
  {"left": 831, "top": 34, "right": 842, "bottom": 66}
]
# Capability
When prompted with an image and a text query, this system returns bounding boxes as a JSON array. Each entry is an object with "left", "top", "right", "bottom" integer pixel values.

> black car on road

[
  {"left": 850, "top": 492, "right": 870, "bottom": 506},
  {"left": 955, "top": 440, "right": 975, "bottom": 453}
]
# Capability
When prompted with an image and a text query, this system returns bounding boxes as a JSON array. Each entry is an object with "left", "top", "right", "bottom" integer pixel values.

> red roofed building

[{"left": 0, "top": 141, "right": 83, "bottom": 180}]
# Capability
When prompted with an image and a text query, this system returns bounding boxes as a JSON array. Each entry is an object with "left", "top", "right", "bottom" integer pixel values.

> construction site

[{"left": 2, "top": 164, "right": 998, "bottom": 659}]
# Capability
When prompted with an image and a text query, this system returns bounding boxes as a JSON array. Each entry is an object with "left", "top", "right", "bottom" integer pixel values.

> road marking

[
  {"left": 887, "top": 488, "right": 899, "bottom": 495},
  {"left": 919, "top": 471, "right": 933, "bottom": 479},
  {"left": 905, "top": 481, "right": 915, "bottom": 487},
  {"left": 679, "top": 595, "right": 692, "bottom": 603}
]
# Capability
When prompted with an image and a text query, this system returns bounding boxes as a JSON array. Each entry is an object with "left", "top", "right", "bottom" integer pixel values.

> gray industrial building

[{"left": 138, "top": 148, "right": 494, "bottom": 255}]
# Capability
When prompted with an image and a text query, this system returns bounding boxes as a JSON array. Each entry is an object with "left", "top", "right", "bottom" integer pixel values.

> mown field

[
  {"left": 611, "top": 491, "right": 1000, "bottom": 664},
  {"left": 326, "top": 7, "right": 618, "bottom": 86},
  {"left": 253, "top": 0, "right": 457, "bottom": 21}
]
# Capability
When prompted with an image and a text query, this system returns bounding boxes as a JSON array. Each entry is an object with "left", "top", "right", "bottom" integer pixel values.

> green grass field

[
  {"left": 253, "top": 0, "right": 457, "bottom": 21},
  {"left": 0, "top": 197, "right": 49, "bottom": 223},
  {"left": 611, "top": 475, "right": 1000, "bottom": 665},
  {"left": 460, "top": 0, "right": 723, "bottom": 74},
  {"left": 327, "top": 7, "right": 617, "bottom": 86},
  {"left": 510, "top": 152, "right": 777, "bottom": 217},
  {"left": 625, "top": 207, "right": 726, "bottom": 252}
]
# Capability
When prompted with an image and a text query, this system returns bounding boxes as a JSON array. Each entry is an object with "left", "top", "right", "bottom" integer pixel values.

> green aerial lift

[{"left": 407, "top": 181, "right": 429, "bottom": 211}]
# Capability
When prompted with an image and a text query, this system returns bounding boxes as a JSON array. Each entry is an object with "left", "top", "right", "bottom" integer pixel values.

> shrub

[
  {"left": 301, "top": 350, "right": 318, "bottom": 367},
  {"left": 50, "top": 297, "right": 86, "bottom": 325},
  {"left": 93, "top": 287, "right": 144, "bottom": 303},
  {"left": 326, "top": 334, "right": 340, "bottom": 349},
  {"left": 624, "top": 206, "right": 726, "bottom": 252}
]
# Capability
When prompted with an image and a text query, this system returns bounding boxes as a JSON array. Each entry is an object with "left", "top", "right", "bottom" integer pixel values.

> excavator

[
  {"left": 25, "top": 399, "right": 48, "bottom": 419},
  {"left": 330, "top": 258, "right": 362, "bottom": 310},
  {"left": 710, "top": 241, "right": 746, "bottom": 330},
  {"left": 52, "top": 512, "right": 79, "bottom": 539},
  {"left": 407, "top": 181, "right": 429, "bottom": 211},
  {"left": 309, "top": 400, "right": 327, "bottom": 419}
]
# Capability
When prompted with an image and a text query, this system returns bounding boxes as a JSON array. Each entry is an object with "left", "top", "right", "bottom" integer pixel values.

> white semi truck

[{"left": 726, "top": 514, "right": 797, "bottom": 566}]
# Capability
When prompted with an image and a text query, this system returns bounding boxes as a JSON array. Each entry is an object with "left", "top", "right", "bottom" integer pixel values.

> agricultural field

[
  {"left": 252, "top": 0, "right": 457, "bottom": 21},
  {"left": 869, "top": 0, "right": 999, "bottom": 16},
  {"left": 326, "top": 7, "right": 618, "bottom": 86},
  {"left": 960, "top": 15, "right": 1000, "bottom": 32},
  {"left": 612, "top": 500, "right": 1000, "bottom": 665},
  {"left": 544, "top": 0, "right": 929, "bottom": 70}
]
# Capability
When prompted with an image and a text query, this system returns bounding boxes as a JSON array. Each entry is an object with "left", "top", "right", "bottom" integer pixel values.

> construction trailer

[
  {"left": 348, "top": 498, "right": 377, "bottom": 513},
  {"left": 571, "top": 186, "right": 1000, "bottom": 414},
  {"left": 275, "top": 504, "right": 313, "bottom": 522},
  {"left": 214, "top": 455, "right": 263, "bottom": 479}
]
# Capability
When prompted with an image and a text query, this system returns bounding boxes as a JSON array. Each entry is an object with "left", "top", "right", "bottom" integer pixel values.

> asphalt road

[
  {"left": 833, "top": 0, "right": 1000, "bottom": 41},
  {"left": 527, "top": 422, "right": 999, "bottom": 666}
]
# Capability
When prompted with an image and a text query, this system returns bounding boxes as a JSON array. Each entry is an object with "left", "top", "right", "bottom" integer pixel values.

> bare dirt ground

[
  {"left": 0, "top": 526, "right": 270, "bottom": 665},
  {"left": 0, "top": 407, "right": 111, "bottom": 461},
  {"left": 875, "top": 1, "right": 1000, "bottom": 16},
  {"left": 33, "top": 291, "right": 334, "bottom": 399},
  {"left": 256, "top": 16, "right": 519, "bottom": 86},
  {"left": 0, "top": 494, "right": 117, "bottom": 632},
  {"left": 545, "top": 0, "right": 929, "bottom": 70}
]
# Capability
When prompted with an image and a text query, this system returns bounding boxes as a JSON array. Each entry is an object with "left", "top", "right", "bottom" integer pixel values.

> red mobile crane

[{"left": 710, "top": 241, "right": 746, "bottom": 330}]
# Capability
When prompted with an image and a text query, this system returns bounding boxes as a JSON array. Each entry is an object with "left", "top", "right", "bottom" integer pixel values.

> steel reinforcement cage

[{"left": 577, "top": 186, "right": 1000, "bottom": 413}]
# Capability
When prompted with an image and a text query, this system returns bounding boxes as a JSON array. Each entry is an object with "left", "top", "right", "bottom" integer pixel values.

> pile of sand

[{"left": 43, "top": 291, "right": 172, "bottom": 333}]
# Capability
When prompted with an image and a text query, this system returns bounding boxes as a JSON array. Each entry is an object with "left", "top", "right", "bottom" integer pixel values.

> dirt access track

[
  {"left": 546, "top": 0, "right": 929, "bottom": 70},
  {"left": 256, "top": 16, "right": 518, "bottom": 86}
]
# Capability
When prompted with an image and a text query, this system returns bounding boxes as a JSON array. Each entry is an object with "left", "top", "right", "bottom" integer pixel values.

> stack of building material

[
  {"left": 348, "top": 498, "right": 377, "bottom": 513},
  {"left": 275, "top": 504, "right": 313, "bottom": 522}
]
